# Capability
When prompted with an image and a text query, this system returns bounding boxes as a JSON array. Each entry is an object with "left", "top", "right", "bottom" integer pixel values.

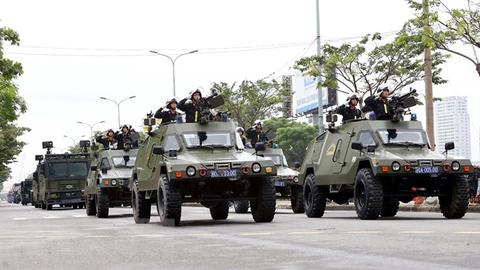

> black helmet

[
  {"left": 189, "top": 89, "right": 202, "bottom": 100},
  {"left": 377, "top": 84, "right": 390, "bottom": 94},
  {"left": 166, "top": 98, "right": 178, "bottom": 109},
  {"left": 347, "top": 94, "right": 359, "bottom": 104}
]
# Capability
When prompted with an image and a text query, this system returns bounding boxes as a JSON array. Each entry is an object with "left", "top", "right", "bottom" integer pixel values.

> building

[{"left": 434, "top": 96, "right": 471, "bottom": 159}]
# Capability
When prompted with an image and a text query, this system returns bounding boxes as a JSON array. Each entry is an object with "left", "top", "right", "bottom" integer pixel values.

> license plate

[
  {"left": 275, "top": 181, "right": 286, "bottom": 187},
  {"left": 415, "top": 166, "right": 439, "bottom": 174},
  {"left": 210, "top": 169, "right": 237, "bottom": 178}
]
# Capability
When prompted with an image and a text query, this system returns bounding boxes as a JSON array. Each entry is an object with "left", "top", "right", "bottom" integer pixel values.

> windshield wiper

[{"left": 385, "top": 142, "right": 426, "bottom": 148}]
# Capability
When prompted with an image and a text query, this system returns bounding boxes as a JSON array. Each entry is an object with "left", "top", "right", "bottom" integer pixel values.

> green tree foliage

[
  {"left": 211, "top": 79, "right": 292, "bottom": 129},
  {"left": 294, "top": 32, "right": 447, "bottom": 104},
  {"left": 263, "top": 118, "right": 317, "bottom": 165},
  {"left": 0, "top": 23, "right": 28, "bottom": 186},
  {"left": 405, "top": 0, "right": 480, "bottom": 77}
]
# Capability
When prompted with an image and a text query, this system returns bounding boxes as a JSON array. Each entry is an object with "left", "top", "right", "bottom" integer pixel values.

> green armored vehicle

[
  {"left": 299, "top": 116, "right": 473, "bottom": 220},
  {"left": 130, "top": 95, "right": 277, "bottom": 226},
  {"left": 32, "top": 168, "right": 40, "bottom": 208},
  {"left": 34, "top": 141, "right": 90, "bottom": 210},
  {"left": 20, "top": 174, "right": 33, "bottom": 206},
  {"left": 235, "top": 147, "right": 303, "bottom": 213},
  {"left": 85, "top": 144, "right": 138, "bottom": 218},
  {"left": 11, "top": 183, "right": 22, "bottom": 204}
]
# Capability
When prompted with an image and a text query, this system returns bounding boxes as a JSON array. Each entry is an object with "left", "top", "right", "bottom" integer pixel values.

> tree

[
  {"left": 405, "top": 0, "right": 480, "bottom": 77},
  {"left": 294, "top": 32, "right": 447, "bottom": 104},
  {"left": 211, "top": 79, "right": 292, "bottom": 129},
  {"left": 0, "top": 23, "right": 28, "bottom": 186},
  {"left": 263, "top": 118, "right": 317, "bottom": 165}
]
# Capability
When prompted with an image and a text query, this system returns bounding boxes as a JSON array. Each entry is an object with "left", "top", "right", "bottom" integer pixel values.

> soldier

[
  {"left": 96, "top": 129, "right": 117, "bottom": 149},
  {"left": 154, "top": 98, "right": 178, "bottom": 124},
  {"left": 246, "top": 120, "right": 265, "bottom": 147},
  {"left": 178, "top": 89, "right": 205, "bottom": 123},
  {"left": 363, "top": 84, "right": 394, "bottom": 120},
  {"left": 334, "top": 94, "right": 362, "bottom": 122}
]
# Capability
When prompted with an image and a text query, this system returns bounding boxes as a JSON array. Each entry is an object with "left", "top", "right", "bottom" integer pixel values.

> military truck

[
  {"left": 7, "top": 191, "right": 14, "bottom": 203},
  {"left": 35, "top": 141, "right": 90, "bottom": 210},
  {"left": 235, "top": 147, "right": 303, "bottom": 214},
  {"left": 299, "top": 113, "right": 473, "bottom": 220},
  {"left": 11, "top": 183, "right": 22, "bottom": 204},
  {"left": 130, "top": 94, "right": 277, "bottom": 226},
  {"left": 85, "top": 143, "right": 138, "bottom": 218},
  {"left": 20, "top": 174, "right": 33, "bottom": 205},
  {"left": 32, "top": 168, "right": 41, "bottom": 208}
]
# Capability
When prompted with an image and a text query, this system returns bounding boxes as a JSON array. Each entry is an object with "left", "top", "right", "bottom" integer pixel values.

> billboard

[{"left": 294, "top": 74, "right": 337, "bottom": 114}]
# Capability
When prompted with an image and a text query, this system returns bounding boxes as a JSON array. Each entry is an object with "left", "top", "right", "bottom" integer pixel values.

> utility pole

[
  {"left": 423, "top": 0, "right": 435, "bottom": 150},
  {"left": 316, "top": 0, "right": 324, "bottom": 133}
]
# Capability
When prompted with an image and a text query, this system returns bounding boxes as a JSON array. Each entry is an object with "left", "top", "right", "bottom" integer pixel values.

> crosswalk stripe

[
  {"left": 13, "top": 218, "right": 27, "bottom": 221},
  {"left": 44, "top": 216, "right": 60, "bottom": 219},
  {"left": 239, "top": 232, "right": 272, "bottom": 236},
  {"left": 400, "top": 231, "right": 433, "bottom": 234},
  {"left": 453, "top": 231, "right": 480, "bottom": 234}
]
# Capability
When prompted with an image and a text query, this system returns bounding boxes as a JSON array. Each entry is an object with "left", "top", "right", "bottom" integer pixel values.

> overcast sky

[{"left": 1, "top": 0, "right": 479, "bottom": 190}]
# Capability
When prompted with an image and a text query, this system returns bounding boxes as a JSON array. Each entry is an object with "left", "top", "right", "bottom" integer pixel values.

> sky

[{"left": 1, "top": 0, "right": 479, "bottom": 190}]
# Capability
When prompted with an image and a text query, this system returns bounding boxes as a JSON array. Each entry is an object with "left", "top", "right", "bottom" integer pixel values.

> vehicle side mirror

[
  {"left": 445, "top": 142, "right": 455, "bottom": 151},
  {"left": 153, "top": 145, "right": 165, "bottom": 155},
  {"left": 351, "top": 142, "right": 363, "bottom": 151},
  {"left": 255, "top": 142, "right": 266, "bottom": 151},
  {"left": 79, "top": 140, "right": 91, "bottom": 148},
  {"left": 91, "top": 165, "right": 98, "bottom": 172}
]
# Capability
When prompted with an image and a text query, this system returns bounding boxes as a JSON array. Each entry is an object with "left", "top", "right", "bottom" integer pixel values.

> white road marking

[
  {"left": 44, "top": 216, "right": 60, "bottom": 219},
  {"left": 288, "top": 231, "right": 324, "bottom": 235},
  {"left": 400, "top": 231, "right": 433, "bottom": 234},
  {"left": 345, "top": 231, "right": 382, "bottom": 234},
  {"left": 72, "top": 215, "right": 86, "bottom": 218},
  {"left": 239, "top": 232, "right": 272, "bottom": 236},
  {"left": 13, "top": 217, "right": 27, "bottom": 221},
  {"left": 86, "top": 235, "right": 111, "bottom": 238},
  {"left": 453, "top": 231, "right": 480, "bottom": 234},
  {"left": 133, "top": 234, "right": 166, "bottom": 238}
]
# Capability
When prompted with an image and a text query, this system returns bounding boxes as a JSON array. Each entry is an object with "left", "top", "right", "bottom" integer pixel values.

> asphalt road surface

[{"left": 1, "top": 201, "right": 479, "bottom": 270}]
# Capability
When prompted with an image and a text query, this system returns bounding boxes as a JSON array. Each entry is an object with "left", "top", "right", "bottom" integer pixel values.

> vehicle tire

[
  {"left": 46, "top": 204, "right": 52, "bottom": 210},
  {"left": 96, "top": 188, "right": 109, "bottom": 218},
  {"left": 290, "top": 185, "right": 305, "bottom": 214},
  {"left": 157, "top": 174, "right": 182, "bottom": 226},
  {"left": 440, "top": 175, "right": 469, "bottom": 219},
  {"left": 354, "top": 168, "right": 383, "bottom": 220},
  {"left": 303, "top": 174, "right": 328, "bottom": 218},
  {"left": 132, "top": 187, "right": 151, "bottom": 224},
  {"left": 233, "top": 201, "right": 249, "bottom": 213},
  {"left": 250, "top": 177, "right": 276, "bottom": 223},
  {"left": 381, "top": 197, "right": 399, "bottom": 217},
  {"left": 86, "top": 195, "right": 96, "bottom": 216},
  {"left": 210, "top": 202, "right": 229, "bottom": 220},
  {"left": 73, "top": 204, "right": 78, "bottom": 209},
  {"left": 41, "top": 202, "right": 46, "bottom": 210}
]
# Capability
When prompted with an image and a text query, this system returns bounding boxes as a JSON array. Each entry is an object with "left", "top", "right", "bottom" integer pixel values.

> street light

[
  {"left": 64, "top": 135, "right": 85, "bottom": 145},
  {"left": 99, "top": 96, "right": 136, "bottom": 128},
  {"left": 149, "top": 49, "right": 199, "bottom": 97},
  {"left": 77, "top": 120, "right": 106, "bottom": 139}
]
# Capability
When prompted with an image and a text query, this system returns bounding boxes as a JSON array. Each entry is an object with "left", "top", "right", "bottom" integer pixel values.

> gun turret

[
  {"left": 390, "top": 88, "right": 417, "bottom": 122},
  {"left": 198, "top": 92, "right": 225, "bottom": 125}
]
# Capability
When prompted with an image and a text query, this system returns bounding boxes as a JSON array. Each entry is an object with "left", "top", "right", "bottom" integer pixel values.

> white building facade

[{"left": 434, "top": 96, "right": 471, "bottom": 159}]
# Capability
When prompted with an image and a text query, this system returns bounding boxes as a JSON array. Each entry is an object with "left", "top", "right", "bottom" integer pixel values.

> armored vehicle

[
  {"left": 85, "top": 145, "right": 138, "bottom": 218},
  {"left": 130, "top": 95, "right": 277, "bottom": 226},
  {"left": 299, "top": 118, "right": 473, "bottom": 220},
  {"left": 34, "top": 141, "right": 90, "bottom": 210},
  {"left": 20, "top": 174, "right": 33, "bottom": 205},
  {"left": 7, "top": 191, "right": 14, "bottom": 203},
  {"left": 235, "top": 147, "right": 303, "bottom": 213},
  {"left": 32, "top": 168, "right": 40, "bottom": 208},
  {"left": 10, "top": 184, "right": 22, "bottom": 204}
]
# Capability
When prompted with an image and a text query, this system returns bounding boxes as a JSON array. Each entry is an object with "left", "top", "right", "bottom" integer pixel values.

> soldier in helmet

[
  {"left": 246, "top": 120, "right": 266, "bottom": 147},
  {"left": 334, "top": 94, "right": 362, "bottom": 122},
  {"left": 363, "top": 84, "right": 394, "bottom": 120},
  {"left": 178, "top": 89, "right": 205, "bottom": 123},
  {"left": 154, "top": 98, "right": 178, "bottom": 124},
  {"left": 236, "top": 127, "right": 247, "bottom": 145}
]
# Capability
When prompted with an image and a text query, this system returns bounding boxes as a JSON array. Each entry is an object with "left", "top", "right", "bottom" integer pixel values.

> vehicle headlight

[
  {"left": 293, "top": 176, "right": 299, "bottom": 183},
  {"left": 111, "top": 179, "right": 117, "bottom": 186},
  {"left": 451, "top": 161, "right": 460, "bottom": 171},
  {"left": 186, "top": 166, "right": 196, "bottom": 177},
  {"left": 252, "top": 163, "right": 261, "bottom": 173},
  {"left": 391, "top": 161, "right": 401, "bottom": 172}
]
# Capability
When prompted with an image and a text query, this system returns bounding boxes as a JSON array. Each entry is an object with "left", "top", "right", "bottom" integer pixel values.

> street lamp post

[
  {"left": 64, "top": 135, "right": 85, "bottom": 145},
  {"left": 99, "top": 96, "right": 136, "bottom": 128},
  {"left": 77, "top": 120, "right": 106, "bottom": 139},
  {"left": 149, "top": 50, "right": 199, "bottom": 97}
]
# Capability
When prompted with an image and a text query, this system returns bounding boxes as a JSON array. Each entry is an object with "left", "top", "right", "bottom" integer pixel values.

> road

[{"left": 1, "top": 201, "right": 479, "bottom": 270}]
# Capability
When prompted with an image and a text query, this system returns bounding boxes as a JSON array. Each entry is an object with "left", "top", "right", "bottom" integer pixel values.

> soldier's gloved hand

[{"left": 185, "top": 100, "right": 192, "bottom": 105}]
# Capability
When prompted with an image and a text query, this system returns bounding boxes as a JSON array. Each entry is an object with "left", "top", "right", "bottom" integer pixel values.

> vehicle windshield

[
  {"left": 47, "top": 162, "right": 89, "bottom": 178},
  {"left": 112, "top": 156, "right": 137, "bottom": 168},
  {"left": 377, "top": 129, "right": 427, "bottom": 146},
  {"left": 263, "top": 155, "right": 283, "bottom": 166},
  {"left": 183, "top": 132, "right": 232, "bottom": 148}
]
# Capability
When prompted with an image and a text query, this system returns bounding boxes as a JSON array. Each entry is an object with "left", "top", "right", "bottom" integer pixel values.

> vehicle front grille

[
  {"left": 419, "top": 160, "right": 433, "bottom": 167},
  {"left": 231, "top": 163, "right": 242, "bottom": 169},
  {"left": 215, "top": 163, "right": 230, "bottom": 170}
]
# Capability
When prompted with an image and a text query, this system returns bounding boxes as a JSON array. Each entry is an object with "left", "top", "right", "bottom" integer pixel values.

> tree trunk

[{"left": 476, "top": 63, "right": 480, "bottom": 77}]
